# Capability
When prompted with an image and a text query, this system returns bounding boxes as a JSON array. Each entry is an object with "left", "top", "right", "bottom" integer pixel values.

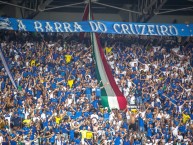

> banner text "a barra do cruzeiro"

[{"left": 0, "top": 17, "right": 193, "bottom": 36}]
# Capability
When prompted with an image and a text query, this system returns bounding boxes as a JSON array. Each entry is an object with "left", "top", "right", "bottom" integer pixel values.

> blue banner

[{"left": 0, "top": 17, "right": 193, "bottom": 36}]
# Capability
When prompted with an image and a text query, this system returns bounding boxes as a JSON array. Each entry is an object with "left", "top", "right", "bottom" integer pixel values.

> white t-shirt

[
  {"left": 115, "top": 77, "right": 120, "bottom": 84},
  {"left": 156, "top": 113, "right": 162, "bottom": 120},
  {"left": 177, "top": 105, "right": 183, "bottom": 113},
  {"left": 137, "top": 111, "right": 146, "bottom": 118},
  {"left": 164, "top": 113, "right": 170, "bottom": 119},
  {"left": 25, "top": 111, "right": 30, "bottom": 119},
  {"left": 127, "top": 80, "right": 132, "bottom": 88},
  {"left": 49, "top": 92, "right": 54, "bottom": 99},
  {"left": 91, "top": 114, "right": 99, "bottom": 124},
  {"left": 109, "top": 112, "right": 115, "bottom": 122},
  {"left": 172, "top": 126, "right": 179, "bottom": 137},
  {"left": 147, "top": 75, "right": 152, "bottom": 80},
  {"left": 32, "top": 116, "right": 40, "bottom": 122},
  {"left": 0, "top": 136, "right": 3, "bottom": 144},
  {"left": 4, "top": 113, "right": 11, "bottom": 127},
  {"left": 67, "top": 98, "right": 73, "bottom": 106},
  {"left": 130, "top": 96, "right": 135, "bottom": 105},
  {"left": 115, "top": 67, "right": 120, "bottom": 75},
  {"left": 56, "top": 139, "right": 63, "bottom": 145},
  {"left": 109, "top": 60, "right": 114, "bottom": 69},
  {"left": 123, "top": 87, "right": 130, "bottom": 97},
  {"left": 23, "top": 140, "right": 33, "bottom": 145},
  {"left": 57, "top": 46, "right": 63, "bottom": 51},
  {"left": 177, "top": 135, "right": 183, "bottom": 141},
  {"left": 91, "top": 114, "right": 99, "bottom": 120},
  {"left": 140, "top": 64, "right": 150, "bottom": 72},
  {"left": 41, "top": 113, "right": 46, "bottom": 120}
]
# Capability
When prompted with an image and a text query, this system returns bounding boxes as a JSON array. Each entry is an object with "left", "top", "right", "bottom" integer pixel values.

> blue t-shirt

[
  {"left": 147, "top": 127, "right": 153, "bottom": 137},
  {"left": 133, "top": 140, "right": 142, "bottom": 145},
  {"left": 123, "top": 139, "right": 130, "bottom": 145},
  {"left": 75, "top": 138, "right": 81, "bottom": 144},
  {"left": 69, "top": 130, "right": 75, "bottom": 141},
  {"left": 146, "top": 112, "right": 153, "bottom": 119},
  {"left": 104, "top": 112, "right": 109, "bottom": 120},
  {"left": 75, "top": 111, "right": 82, "bottom": 119},
  {"left": 92, "top": 100, "right": 99, "bottom": 109},
  {"left": 138, "top": 117, "right": 144, "bottom": 127},
  {"left": 49, "top": 134, "right": 55, "bottom": 143},
  {"left": 85, "top": 87, "right": 92, "bottom": 95},
  {"left": 60, "top": 125, "right": 68, "bottom": 134},
  {"left": 10, "top": 140, "right": 17, "bottom": 145},
  {"left": 114, "top": 136, "right": 121, "bottom": 145},
  {"left": 95, "top": 87, "right": 101, "bottom": 97}
]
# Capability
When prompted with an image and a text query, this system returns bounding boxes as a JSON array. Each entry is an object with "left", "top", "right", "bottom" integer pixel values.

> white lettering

[
  {"left": 34, "top": 21, "right": 43, "bottom": 32},
  {"left": 74, "top": 22, "right": 83, "bottom": 32},
  {"left": 129, "top": 24, "right": 136, "bottom": 35},
  {"left": 89, "top": 21, "right": 99, "bottom": 32},
  {"left": 156, "top": 25, "right": 162, "bottom": 35},
  {"left": 63, "top": 23, "right": 72, "bottom": 32},
  {"left": 160, "top": 25, "right": 170, "bottom": 35},
  {"left": 17, "top": 20, "right": 26, "bottom": 31},
  {"left": 45, "top": 22, "right": 54, "bottom": 32},
  {"left": 134, "top": 25, "right": 140, "bottom": 34},
  {"left": 147, "top": 25, "right": 157, "bottom": 35},
  {"left": 121, "top": 24, "right": 131, "bottom": 34},
  {"left": 97, "top": 22, "right": 107, "bottom": 32},
  {"left": 113, "top": 24, "right": 122, "bottom": 34},
  {"left": 169, "top": 25, "right": 178, "bottom": 35},
  {"left": 54, "top": 22, "right": 63, "bottom": 32},
  {"left": 137, "top": 25, "right": 146, "bottom": 35}
]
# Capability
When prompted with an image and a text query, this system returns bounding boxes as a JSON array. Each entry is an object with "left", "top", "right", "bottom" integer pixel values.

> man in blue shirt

[
  {"left": 114, "top": 132, "right": 122, "bottom": 145},
  {"left": 133, "top": 138, "right": 142, "bottom": 145},
  {"left": 138, "top": 113, "right": 145, "bottom": 132},
  {"left": 85, "top": 83, "right": 92, "bottom": 102},
  {"left": 123, "top": 137, "right": 130, "bottom": 145}
]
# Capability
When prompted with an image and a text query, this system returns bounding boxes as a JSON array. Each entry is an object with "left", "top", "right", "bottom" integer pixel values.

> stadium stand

[{"left": 0, "top": 31, "right": 192, "bottom": 145}]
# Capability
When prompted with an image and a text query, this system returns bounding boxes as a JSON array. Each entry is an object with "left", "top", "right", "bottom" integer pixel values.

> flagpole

[
  {"left": 0, "top": 47, "right": 17, "bottom": 90},
  {"left": 89, "top": 0, "right": 91, "bottom": 21}
]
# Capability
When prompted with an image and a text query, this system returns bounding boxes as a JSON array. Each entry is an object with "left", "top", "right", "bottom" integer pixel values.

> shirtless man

[{"left": 127, "top": 109, "right": 138, "bottom": 131}]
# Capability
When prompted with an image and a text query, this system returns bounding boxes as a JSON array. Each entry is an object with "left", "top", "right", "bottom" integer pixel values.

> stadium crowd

[{"left": 0, "top": 31, "right": 192, "bottom": 145}]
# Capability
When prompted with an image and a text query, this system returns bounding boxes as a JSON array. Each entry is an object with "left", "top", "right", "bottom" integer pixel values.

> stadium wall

[
  {"left": 34, "top": 12, "right": 122, "bottom": 22},
  {"left": 34, "top": 12, "right": 193, "bottom": 24},
  {"left": 149, "top": 15, "right": 193, "bottom": 24}
]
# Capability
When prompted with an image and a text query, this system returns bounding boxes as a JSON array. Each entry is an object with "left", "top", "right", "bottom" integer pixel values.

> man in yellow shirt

[
  {"left": 86, "top": 130, "right": 93, "bottom": 139},
  {"left": 182, "top": 112, "right": 190, "bottom": 124},
  {"left": 105, "top": 46, "right": 112, "bottom": 54},
  {"left": 79, "top": 127, "right": 94, "bottom": 144},
  {"left": 30, "top": 59, "right": 36, "bottom": 66},
  {"left": 65, "top": 52, "right": 72, "bottom": 63},
  {"left": 55, "top": 115, "right": 62, "bottom": 125},
  {"left": 23, "top": 116, "right": 31, "bottom": 127},
  {"left": 55, "top": 112, "right": 66, "bottom": 124},
  {"left": 67, "top": 79, "right": 74, "bottom": 88}
]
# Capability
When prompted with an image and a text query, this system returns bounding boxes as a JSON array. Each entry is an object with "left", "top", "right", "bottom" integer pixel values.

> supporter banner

[{"left": 0, "top": 17, "right": 193, "bottom": 36}]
